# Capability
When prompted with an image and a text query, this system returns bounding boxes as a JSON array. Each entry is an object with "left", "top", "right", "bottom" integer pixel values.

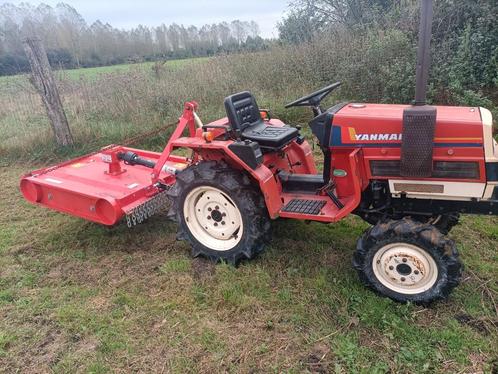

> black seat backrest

[{"left": 224, "top": 91, "right": 262, "bottom": 132}]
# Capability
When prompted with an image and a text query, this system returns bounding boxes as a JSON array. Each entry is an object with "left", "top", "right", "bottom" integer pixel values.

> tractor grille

[
  {"left": 282, "top": 199, "right": 326, "bottom": 215},
  {"left": 400, "top": 105, "right": 436, "bottom": 177}
]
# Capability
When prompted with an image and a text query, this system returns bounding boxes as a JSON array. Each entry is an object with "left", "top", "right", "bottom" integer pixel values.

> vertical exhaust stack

[{"left": 400, "top": 0, "right": 437, "bottom": 177}]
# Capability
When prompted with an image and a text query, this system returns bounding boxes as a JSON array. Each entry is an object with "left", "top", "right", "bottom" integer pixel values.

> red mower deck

[
  {"left": 20, "top": 102, "right": 200, "bottom": 226},
  {"left": 20, "top": 146, "right": 189, "bottom": 225}
]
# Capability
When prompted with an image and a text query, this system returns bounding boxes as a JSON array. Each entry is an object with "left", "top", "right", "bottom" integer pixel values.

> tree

[{"left": 0, "top": 2, "right": 266, "bottom": 75}]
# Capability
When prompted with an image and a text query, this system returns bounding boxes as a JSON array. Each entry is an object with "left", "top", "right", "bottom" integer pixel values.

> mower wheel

[
  {"left": 353, "top": 218, "right": 462, "bottom": 304},
  {"left": 167, "top": 161, "right": 270, "bottom": 265}
]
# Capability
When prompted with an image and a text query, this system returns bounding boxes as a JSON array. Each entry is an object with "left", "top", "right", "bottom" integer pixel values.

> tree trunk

[{"left": 22, "top": 37, "right": 74, "bottom": 147}]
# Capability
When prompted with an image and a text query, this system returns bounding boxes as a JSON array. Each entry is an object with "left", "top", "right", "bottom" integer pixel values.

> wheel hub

[
  {"left": 382, "top": 252, "right": 425, "bottom": 286},
  {"left": 372, "top": 243, "right": 438, "bottom": 294},
  {"left": 183, "top": 186, "right": 243, "bottom": 251},
  {"left": 210, "top": 208, "right": 223, "bottom": 222}
]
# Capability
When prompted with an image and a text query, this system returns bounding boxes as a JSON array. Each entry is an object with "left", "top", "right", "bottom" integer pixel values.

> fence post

[{"left": 22, "top": 37, "right": 74, "bottom": 147}]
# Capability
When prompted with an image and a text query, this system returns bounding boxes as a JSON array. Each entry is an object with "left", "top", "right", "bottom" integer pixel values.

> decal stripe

[{"left": 330, "top": 127, "right": 483, "bottom": 148}]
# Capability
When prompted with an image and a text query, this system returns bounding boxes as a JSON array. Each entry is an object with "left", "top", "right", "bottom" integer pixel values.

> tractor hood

[{"left": 331, "top": 103, "right": 484, "bottom": 148}]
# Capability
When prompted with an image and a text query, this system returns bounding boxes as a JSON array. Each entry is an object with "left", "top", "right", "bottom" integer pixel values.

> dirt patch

[
  {"left": 73, "top": 337, "right": 98, "bottom": 355},
  {"left": 455, "top": 313, "right": 497, "bottom": 336},
  {"left": 357, "top": 327, "right": 389, "bottom": 351},
  {"left": 88, "top": 295, "right": 111, "bottom": 311},
  {"left": 191, "top": 257, "right": 216, "bottom": 281},
  {"left": 21, "top": 328, "right": 67, "bottom": 372},
  {"left": 412, "top": 307, "right": 439, "bottom": 327},
  {"left": 302, "top": 342, "right": 331, "bottom": 373},
  {"left": 466, "top": 352, "right": 489, "bottom": 374}
]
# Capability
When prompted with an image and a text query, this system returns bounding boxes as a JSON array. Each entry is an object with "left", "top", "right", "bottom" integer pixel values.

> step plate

[{"left": 282, "top": 199, "right": 326, "bottom": 215}]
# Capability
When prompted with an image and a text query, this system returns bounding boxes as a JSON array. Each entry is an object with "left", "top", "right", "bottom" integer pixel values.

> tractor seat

[{"left": 224, "top": 91, "right": 298, "bottom": 150}]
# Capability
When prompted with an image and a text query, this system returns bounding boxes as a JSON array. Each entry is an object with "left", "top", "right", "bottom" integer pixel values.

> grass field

[
  {"left": 0, "top": 57, "right": 210, "bottom": 84},
  {"left": 0, "top": 56, "right": 215, "bottom": 162},
  {"left": 0, "top": 57, "right": 497, "bottom": 373},
  {"left": 1, "top": 164, "right": 497, "bottom": 373}
]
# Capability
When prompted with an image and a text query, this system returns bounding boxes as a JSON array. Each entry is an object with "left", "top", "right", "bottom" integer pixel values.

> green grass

[
  {"left": 0, "top": 165, "right": 496, "bottom": 372},
  {"left": 0, "top": 57, "right": 210, "bottom": 85},
  {"left": 0, "top": 50, "right": 496, "bottom": 372}
]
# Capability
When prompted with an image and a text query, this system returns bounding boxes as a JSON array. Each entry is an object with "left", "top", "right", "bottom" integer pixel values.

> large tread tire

[
  {"left": 359, "top": 213, "right": 460, "bottom": 234},
  {"left": 353, "top": 218, "right": 463, "bottom": 304},
  {"left": 167, "top": 161, "right": 270, "bottom": 265},
  {"left": 427, "top": 213, "right": 460, "bottom": 235},
  {"left": 408, "top": 213, "right": 461, "bottom": 235}
]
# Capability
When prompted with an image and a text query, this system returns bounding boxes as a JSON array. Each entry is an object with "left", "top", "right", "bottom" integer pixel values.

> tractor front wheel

[
  {"left": 353, "top": 218, "right": 462, "bottom": 304},
  {"left": 167, "top": 161, "right": 270, "bottom": 265}
]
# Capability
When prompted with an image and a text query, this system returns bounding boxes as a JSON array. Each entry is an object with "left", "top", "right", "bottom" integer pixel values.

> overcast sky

[{"left": 1, "top": 0, "right": 290, "bottom": 38}]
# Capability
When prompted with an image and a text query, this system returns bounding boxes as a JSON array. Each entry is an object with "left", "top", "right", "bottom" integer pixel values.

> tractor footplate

[{"left": 282, "top": 199, "right": 326, "bottom": 215}]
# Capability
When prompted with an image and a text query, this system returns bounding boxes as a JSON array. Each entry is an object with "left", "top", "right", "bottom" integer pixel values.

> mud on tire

[
  {"left": 353, "top": 218, "right": 463, "bottom": 304},
  {"left": 167, "top": 161, "right": 270, "bottom": 265},
  {"left": 404, "top": 212, "right": 460, "bottom": 235}
]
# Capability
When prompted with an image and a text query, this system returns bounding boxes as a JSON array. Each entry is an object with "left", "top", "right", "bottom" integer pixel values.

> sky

[{"left": 0, "top": 0, "right": 291, "bottom": 38}]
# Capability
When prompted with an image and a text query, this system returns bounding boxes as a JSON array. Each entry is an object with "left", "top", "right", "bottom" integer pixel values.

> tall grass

[{"left": 0, "top": 28, "right": 496, "bottom": 162}]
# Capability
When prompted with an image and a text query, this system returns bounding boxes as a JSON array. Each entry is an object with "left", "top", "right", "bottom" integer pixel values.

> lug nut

[
  {"left": 215, "top": 205, "right": 219, "bottom": 210},
  {"left": 400, "top": 277, "right": 405, "bottom": 282},
  {"left": 207, "top": 216, "right": 211, "bottom": 220},
  {"left": 214, "top": 222, "right": 218, "bottom": 226},
  {"left": 414, "top": 270, "right": 419, "bottom": 275},
  {"left": 208, "top": 207, "right": 212, "bottom": 211},
  {"left": 222, "top": 212, "right": 226, "bottom": 217},
  {"left": 402, "top": 258, "right": 407, "bottom": 263},
  {"left": 221, "top": 221, "right": 225, "bottom": 225},
  {"left": 389, "top": 265, "right": 394, "bottom": 270}
]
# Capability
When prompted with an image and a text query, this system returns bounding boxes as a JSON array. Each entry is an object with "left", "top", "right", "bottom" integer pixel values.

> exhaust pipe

[
  {"left": 414, "top": 0, "right": 434, "bottom": 106},
  {"left": 400, "top": 0, "right": 436, "bottom": 178}
]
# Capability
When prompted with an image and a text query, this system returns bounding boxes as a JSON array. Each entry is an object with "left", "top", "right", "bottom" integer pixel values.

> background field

[{"left": 0, "top": 46, "right": 497, "bottom": 372}]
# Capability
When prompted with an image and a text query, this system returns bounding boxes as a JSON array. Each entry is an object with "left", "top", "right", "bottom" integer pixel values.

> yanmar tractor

[{"left": 20, "top": 0, "right": 497, "bottom": 304}]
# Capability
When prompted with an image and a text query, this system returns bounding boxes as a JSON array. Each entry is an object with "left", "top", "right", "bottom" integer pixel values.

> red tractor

[{"left": 20, "top": 1, "right": 497, "bottom": 304}]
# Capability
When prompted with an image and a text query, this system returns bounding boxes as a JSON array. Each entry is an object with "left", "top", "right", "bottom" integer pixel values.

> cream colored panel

[
  {"left": 389, "top": 179, "right": 485, "bottom": 200},
  {"left": 480, "top": 107, "right": 498, "bottom": 162},
  {"left": 483, "top": 182, "right": 498, "bottom": 199}
]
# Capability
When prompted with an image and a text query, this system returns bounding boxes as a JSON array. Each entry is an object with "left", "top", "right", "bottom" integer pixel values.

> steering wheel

[{"left": 285, "top": 82, "right": 342, "bottom": 109}]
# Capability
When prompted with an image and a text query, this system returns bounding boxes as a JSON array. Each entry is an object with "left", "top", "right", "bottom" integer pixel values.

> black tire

[
  {"left": 352, "top": 218, "right": 463, "bottom": 304},
  {"left": 167, "top": 161, "right": 270, "bottom": 265},
  {"left": 405, "top": 213, "right": 461, "bottom": 235},
  {"left": 359, "top": 212, "right": 460, "bottom": 234},
  {"left": 424, "top": 213, "right": 460, "bottom": 235}
]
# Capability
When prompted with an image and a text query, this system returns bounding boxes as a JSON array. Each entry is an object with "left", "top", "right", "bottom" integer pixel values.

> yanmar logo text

[{"left": 348, "top": 128, "right": 402, "bottom": 142}]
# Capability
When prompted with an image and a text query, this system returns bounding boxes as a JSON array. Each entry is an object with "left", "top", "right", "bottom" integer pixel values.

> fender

[{"left": 169, "top": 136, "right": 283, "bottom": 218}]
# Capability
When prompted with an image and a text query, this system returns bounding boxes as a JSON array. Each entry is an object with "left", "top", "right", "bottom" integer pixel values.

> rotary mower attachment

[{"left": 20, "top": 102, "right": 199, "bottom": 226}]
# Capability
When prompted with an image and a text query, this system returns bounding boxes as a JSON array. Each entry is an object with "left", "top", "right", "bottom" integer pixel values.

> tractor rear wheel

[
  {"left": 353, "top": 218, "right": 462, "bottom": 304},
  {"left": 167, "top": 161, "right": 270, "bottom": 265}
]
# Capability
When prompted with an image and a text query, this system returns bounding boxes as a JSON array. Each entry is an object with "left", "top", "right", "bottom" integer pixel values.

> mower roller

[{"left": 20, "top": 0, "right": 497, "bottom": 304}]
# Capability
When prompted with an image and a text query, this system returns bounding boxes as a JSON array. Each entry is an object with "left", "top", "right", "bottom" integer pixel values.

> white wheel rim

[
  {"left": 372, "top": 243, "right": 438, "bottom": 295},
  {"left": 183, "top": 186, "right": 243, "bottom": 251}
]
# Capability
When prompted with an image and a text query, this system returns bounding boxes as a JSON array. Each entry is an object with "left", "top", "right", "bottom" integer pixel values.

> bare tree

[{"left": 23, "top": 37, "right": 73, "bottom": 146}]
